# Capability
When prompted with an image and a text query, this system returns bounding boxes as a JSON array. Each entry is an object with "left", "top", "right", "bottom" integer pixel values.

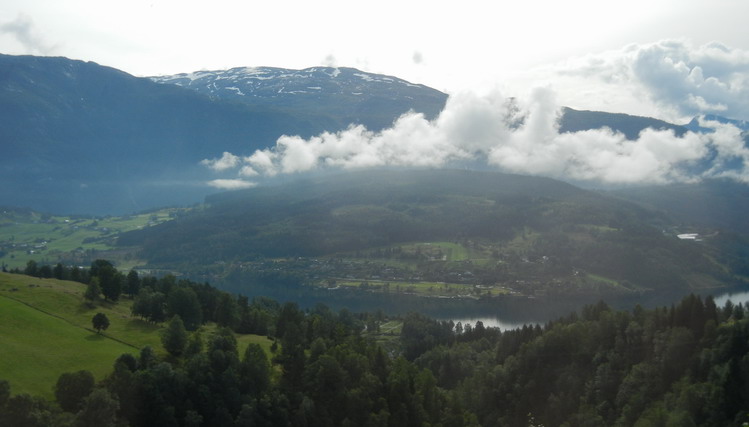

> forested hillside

[{"left": 118, "top": 169, "right": 747, "bottom": 297}]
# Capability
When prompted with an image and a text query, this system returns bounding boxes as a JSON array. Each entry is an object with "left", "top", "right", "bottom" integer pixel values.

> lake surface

[
  {"left": 714, "top": 290, "right": 749, "bottom": 307},
  {"left": 444, "top": 288, "right": 749, "bottom": 331},
  {"left": 226, "top": 279, "right": 749, "bottom": 331}
]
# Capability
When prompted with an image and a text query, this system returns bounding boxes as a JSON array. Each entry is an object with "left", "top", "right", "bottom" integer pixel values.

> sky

[{"left": 3, "top": 0, "right": 749, "bottom": 187}]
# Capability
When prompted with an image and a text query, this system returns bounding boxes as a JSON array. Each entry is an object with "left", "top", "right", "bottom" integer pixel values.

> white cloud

[
  {"left": 207, "top": 179, "right": 257, "bottom": 190},
  {"left": 200, "top": 151, "right": 240, "bottom": 171},
  {"left": 201, "top": 86, "right": 749, "bottom": 187},
  {"left": 483, "top": 88, "right": 711, "bottom": 184},
  {"left": 553, "top": 40, "right": 749, "bottom": 120}
]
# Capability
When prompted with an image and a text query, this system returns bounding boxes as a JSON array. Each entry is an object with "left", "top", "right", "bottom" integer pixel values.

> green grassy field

[
  {"left": 0, "top": 294, "right": 136, "bottom": 398},
  {"left": 0, "top": 207, "right": 187, "bottom": 270},
  {"left": 390, "top": 241, "right": 477, "bottom": 262},
  {"left": 0, "top": 273, "right": 158, "bottom": 398},
  {"left": 0, "top": 273, "right": 163, "bottom": 349},
  {"left": 0, "top": 272, "right": 272, "bottom": 399}
]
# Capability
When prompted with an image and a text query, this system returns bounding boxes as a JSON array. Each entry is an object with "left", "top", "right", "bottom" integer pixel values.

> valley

[
  {"left": 4, "top": 169, "right": 747, "bottom": 320},
  {"left": 2, "top": 51, "right": 749, "bottom": 426}
]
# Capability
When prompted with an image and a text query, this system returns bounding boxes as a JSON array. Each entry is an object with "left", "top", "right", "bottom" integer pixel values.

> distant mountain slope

[
  {"left": 610, "top": 179, "right": 749, "bottom": 235},
  {"left": 151, "top": 66, "right": 448, "bottom": 131},
  {"left": 118, "top": 169, "right": 748, "bottom": 294},
  {"left": 558, "top": 107, "right": 688, "bottom": 139},
  {"left": 683, "top": 114, "right": 749, "bottom": 133},
  {"left": 117, "top": 169, "right": 617, "bottom": 261}
]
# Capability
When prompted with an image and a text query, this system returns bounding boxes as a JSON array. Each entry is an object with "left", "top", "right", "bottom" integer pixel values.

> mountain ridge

[{"left": 149, "top": 65, "right": 448, "bottom": 132}]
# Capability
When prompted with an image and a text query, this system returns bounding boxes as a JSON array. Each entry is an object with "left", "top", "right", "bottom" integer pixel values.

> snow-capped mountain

[{"left": 150, "top": 66, "right": 448, "bottom": 131}]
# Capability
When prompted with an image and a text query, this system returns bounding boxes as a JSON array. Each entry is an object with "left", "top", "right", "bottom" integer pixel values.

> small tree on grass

[{"left": 92, "top": 313, "right": 110, "bottom": 334}]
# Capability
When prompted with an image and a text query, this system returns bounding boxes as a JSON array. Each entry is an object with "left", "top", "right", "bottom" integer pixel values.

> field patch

[
  {"left": 0, "top": 207, "right": 187, "bottom": 270},
  {"left": 330, "top": 279, "right": 510, "bottom": 298}
]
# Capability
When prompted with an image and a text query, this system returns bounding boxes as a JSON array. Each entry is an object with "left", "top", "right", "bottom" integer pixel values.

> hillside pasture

[
  {"left": 0, "top": 272, "right": 275, "bottom": 398},
  {"left": 0, "top": 292, "right": 136, "bottom": 399}
]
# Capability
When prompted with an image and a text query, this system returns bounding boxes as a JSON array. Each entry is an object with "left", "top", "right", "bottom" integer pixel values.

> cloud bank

[
  {"left": 554, "top": 40, "right": 749, "bottom": 120},
  {"left": 202, "top": 86, "right": 749, "bottom": 187}
]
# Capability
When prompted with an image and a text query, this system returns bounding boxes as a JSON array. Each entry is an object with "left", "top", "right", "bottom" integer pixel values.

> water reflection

[
  {"left": 444, "top": 288, "right": 749, "bottom": 332},
  {"left": 443, "top": 317, "right": 532, "bottom": 331},
  {"left": 714, "top": 290, "right": 749, "bottom": 307}
]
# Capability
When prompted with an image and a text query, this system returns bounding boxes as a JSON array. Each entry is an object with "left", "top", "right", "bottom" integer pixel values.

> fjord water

[{"left": 243, "top": 283, "right": 749, "bottom": 331}]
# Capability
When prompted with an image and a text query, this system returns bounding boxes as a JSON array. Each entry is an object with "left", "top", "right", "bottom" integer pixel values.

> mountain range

[{"left": 1, "top": 53, "right": 746, "bottom": 215}]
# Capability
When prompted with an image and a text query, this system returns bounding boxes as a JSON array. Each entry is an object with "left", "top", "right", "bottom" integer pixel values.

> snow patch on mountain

[
  {"left": 150, "top": 66, "right": 431, "bottom": 100},
  {"left": 226, "top": 87, "right": 244, "bottom": 96}
]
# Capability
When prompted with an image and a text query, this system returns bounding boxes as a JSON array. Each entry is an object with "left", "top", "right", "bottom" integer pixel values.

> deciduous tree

[
  {"left": 55, "top": 370, "right": 94, "bottom": 412},
  {"left": 92, "top": 312, "right": 110, "bottom": 333},
  {"left": 125, "top": 269, "right": 141, "bottom": 298},
  {"left": 84, "top": 279, "right": 101, "bottom": 305},
  {"left": 74, "top": 388, "right": 119, "bottom": 427},
  {"left": 167, "top": 286, "right": 203, "bottom": 330},
  {"left": 162, "top": 315, "right": 188, "bottom": 357}
]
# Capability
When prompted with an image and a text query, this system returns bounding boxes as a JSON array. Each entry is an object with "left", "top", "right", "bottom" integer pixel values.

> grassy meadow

[
  {"left": 0, "top": 272, "right": 272, "bottom": 399},
  {"left": 0, "top": 273, "right": 151, "bottom": 398},
  {"left": 0, "top": 295, "right": 136, "bottom": 398}
]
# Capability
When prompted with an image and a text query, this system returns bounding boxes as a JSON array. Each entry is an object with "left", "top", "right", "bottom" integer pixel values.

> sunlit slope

[{"left": 0, "top": 272, "right": 276, "bottom": 399}]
